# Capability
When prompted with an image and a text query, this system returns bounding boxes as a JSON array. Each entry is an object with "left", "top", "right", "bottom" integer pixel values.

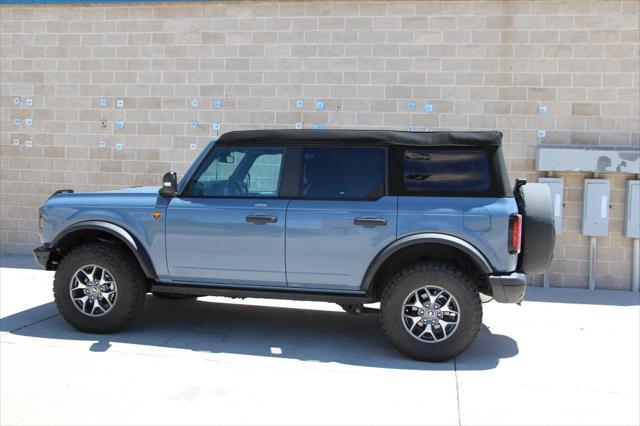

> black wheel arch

[
  {"left": 361, "top": 233, "right": 495, "bottom": 300},
  {"left": 50, "top": 221, "right": 157, "bottom": 280}
]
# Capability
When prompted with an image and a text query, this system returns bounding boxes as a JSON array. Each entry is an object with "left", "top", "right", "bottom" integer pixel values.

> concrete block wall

[{"left": 0, "top": 1, "right": 638, "bottom": 289}]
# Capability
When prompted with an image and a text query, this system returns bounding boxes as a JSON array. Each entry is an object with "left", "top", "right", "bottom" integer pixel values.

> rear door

[
  {"left": 165, "top": 146, "right": 289, "bottom": 286},
  {"left": 285, "top": 146, "right": 397, "bottom": 290}
]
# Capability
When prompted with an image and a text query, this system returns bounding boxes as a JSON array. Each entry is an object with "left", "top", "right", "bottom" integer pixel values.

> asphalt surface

[{"left": 1, "top": 254, "right": 639, "bottom": 426}]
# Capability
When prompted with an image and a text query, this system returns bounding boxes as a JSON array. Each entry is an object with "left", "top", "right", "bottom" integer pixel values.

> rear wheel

[
  {"left": 53, "top": 243, "right": 146, "bottom": 333},
  {"left": 380, "top": 261, "right": 482, "bottom": 362}
]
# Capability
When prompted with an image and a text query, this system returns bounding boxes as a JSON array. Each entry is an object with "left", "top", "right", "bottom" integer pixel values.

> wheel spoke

[
  {"left": 83, "top": 266, "right": 96, "bottom": 282},
  {"left": 404, "top": 290, "right": 424, "bottom": 309},
  {"left": 72, "top": 295, "right": 89, "bottom": 312},
  {"left": 74, "top": 269, "right": 90, "bottom": 286},
  {"left": 98, "top": 268, "right": 114, "bottom": 285},
  {"left": 71, "top": 279, "right": 87, "bottom": 290},
  {"left": 428, "top": 289, "right": 443, "bottom": 305},
  {"left": 418, "top": 323, "right": 435, "bottom": 340},
  {"left": 440, "top": 298, "right": 458, "bottom": 314},
  {"left": 437, "top": 319, "right": 450, "bottom": 339},
  {"left": 100, "top": 292, "right": 114, "bottom": 308},
  {"left": 406, "top": 315, "right": 422, "bottom": 333},
  {"left": 90, "top": 299, "right": 104, "bottom": 315}
]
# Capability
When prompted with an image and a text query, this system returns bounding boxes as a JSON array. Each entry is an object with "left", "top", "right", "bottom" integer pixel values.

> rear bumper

[
  {"left": 488, "top": 272, "right": 526, "bottom": 304},
  {"left": 33, "top": 245, "right": 53, "bottom": 269}
]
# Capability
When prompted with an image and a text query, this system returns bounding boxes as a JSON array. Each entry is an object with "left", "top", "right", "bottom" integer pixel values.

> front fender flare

[
  {"left": 52, "top": 220, "right": 157, "bottom": 280},
  {"left": 360, "top": 233, "right": 495, "bottom": 292}
]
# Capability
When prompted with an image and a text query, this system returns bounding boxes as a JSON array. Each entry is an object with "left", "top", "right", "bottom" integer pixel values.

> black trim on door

[{"left": 279, "top": 147, "right": 301, "bottom": 199}]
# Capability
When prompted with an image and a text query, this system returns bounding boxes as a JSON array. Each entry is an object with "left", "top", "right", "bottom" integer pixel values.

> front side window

[
  {"left": 403, "top": 149, "right": 491, "bottom": 193},
  {"left": 301, "top": 147, "right": 385, "bottom": 199},
  {"left": 190, "top": 147, "right": 284, "bottom": 197}
]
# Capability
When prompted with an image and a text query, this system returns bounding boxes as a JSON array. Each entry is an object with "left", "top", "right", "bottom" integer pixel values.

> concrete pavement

[{"left": 1, "top": 254, "right": 638, "bottom": 425}]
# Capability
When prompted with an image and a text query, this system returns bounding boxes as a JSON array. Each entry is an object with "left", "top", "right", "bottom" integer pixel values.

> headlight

[{"left": 38, "top": 212, "right": 45, "bottom": 231}]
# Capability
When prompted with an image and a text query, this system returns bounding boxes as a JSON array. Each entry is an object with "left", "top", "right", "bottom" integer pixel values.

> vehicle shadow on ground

[
  {"left": 0, "top": 296, "right": 518, "bottom": 371},
  {"left": 525, "top": 286, "right": 640, "bottom": 306}
]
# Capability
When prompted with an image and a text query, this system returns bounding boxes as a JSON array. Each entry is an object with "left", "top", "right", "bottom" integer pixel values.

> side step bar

[{"left": 150, "top": 283, "right": 372, "bottom": 304}]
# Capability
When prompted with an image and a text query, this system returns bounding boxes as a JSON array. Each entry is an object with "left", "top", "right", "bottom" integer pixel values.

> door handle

[
  {"left": 354, "top": 217, "right": 387, "bottom": 226},
  {"left": 246, "top": 214, "right": 277, "bottom": 224}
]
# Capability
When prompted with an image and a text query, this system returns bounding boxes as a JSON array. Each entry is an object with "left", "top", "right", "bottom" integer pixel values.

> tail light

[{"left": 508, "top": 213, "right": 522, "bottom": 254}]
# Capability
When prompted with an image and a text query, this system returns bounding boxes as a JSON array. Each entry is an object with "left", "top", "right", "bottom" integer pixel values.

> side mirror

[{"left": 159, "top": 172, "right": 177, "bottom": 197}]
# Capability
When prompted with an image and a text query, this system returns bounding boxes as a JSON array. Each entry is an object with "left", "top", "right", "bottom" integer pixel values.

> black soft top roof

[{"left": 216, "top": 129, "right": 502, "bottom": 147}]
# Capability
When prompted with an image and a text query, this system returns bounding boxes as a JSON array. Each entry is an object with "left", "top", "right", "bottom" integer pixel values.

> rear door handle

[
  {"left": 354, "top": 217, "right": 387, "bottom": 226},
  {"left": 246, "top": 214, "right": 277, "bottom": 224}
]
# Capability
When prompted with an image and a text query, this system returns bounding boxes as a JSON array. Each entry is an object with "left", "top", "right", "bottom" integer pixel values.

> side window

[
  {"left": 403, "top": 149, "right": 491, "bottom": 193},
  {"left": 190, "top": 147, "right": 284, "bottom": 197},
  {"left": 301, "top": 147, "right": 385, "bottom": 199}
]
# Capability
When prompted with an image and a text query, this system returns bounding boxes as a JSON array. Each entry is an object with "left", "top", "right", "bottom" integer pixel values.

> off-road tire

[
  {"left": 380, "top": 261, "right": 482, "bottom": 362},
  {"left": 53, "top": 243, "right": 146, "bottom": 333},
  {"left": 151, "top": 292, "right": 200, "bottom": 300}
]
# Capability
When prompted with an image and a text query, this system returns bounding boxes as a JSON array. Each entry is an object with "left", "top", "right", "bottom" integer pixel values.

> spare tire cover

[{"left": 517, "top": 183, "right": 555, "bottom": 274}]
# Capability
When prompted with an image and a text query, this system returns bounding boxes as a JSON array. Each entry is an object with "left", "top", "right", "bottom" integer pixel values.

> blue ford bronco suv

[{"left": 34, "top": 130, "right": 555, "bottom": 361}]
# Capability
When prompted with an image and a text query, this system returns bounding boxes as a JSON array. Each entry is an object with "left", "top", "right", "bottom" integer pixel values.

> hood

[{"left": 44, "top": 186, "right": 162, "bottom": 208}]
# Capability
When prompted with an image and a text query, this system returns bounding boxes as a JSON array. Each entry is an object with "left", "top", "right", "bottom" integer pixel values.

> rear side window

[
  {"left": 301, "top": 147, "right": 385, "bottom": 199},
  {"left": 403, "top": 149, "right": 491, "bottom": 193}
]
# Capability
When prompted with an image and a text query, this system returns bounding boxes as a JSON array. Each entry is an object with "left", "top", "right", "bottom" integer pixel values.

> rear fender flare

[{"left": 360, "top": 233, "right": 494, "bottom": 292}]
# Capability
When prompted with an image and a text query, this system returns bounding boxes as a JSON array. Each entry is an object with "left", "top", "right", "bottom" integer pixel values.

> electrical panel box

[
  {"left": 538, "top": 177, "right": 564, "bottom": 235},
  {"left": 625, "top": 180, "right": 640, "bottom": 239},
  {"left": 582, "top": 179, "right": 610, "bottom": 237}
]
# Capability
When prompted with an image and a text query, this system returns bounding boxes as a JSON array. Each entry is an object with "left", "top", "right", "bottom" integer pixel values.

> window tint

[
  {"left": 191, "top": 147, "right": 284, "bottom": 197},
  {"left": 403, "top": 149, "right": 491, "bottom": 193},
  {"left": 301, "top": 147, "right": 385, "bottom": 199}
]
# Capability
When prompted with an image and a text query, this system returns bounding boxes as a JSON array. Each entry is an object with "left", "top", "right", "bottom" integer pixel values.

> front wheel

[
  {"left": 53, "top": 243, "right": 147, "bottom": 333},
  {"left": 380, "top": 261, "right": 482, "bottom": 362}
]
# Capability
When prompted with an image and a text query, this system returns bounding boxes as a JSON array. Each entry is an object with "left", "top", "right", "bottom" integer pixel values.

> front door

[
  {"left": 285, "top": 146, "right": 397, "bottom": 290},
  {"left": 166, "top": 146, "right": 288, "bottom": 286}
]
